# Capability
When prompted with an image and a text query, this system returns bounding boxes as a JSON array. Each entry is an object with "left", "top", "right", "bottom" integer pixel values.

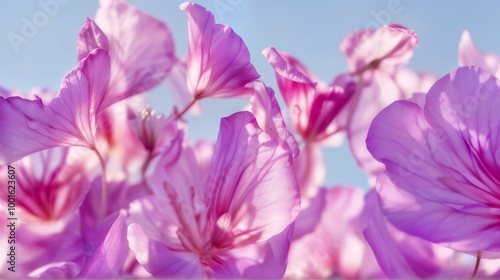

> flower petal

[
  {"left": 0, "top": 49, "right": 110, "bottom": 163},
  {"left": 206, "top": 111, "right": 300, "bottom": 243},
  {"left": 181, "top": 2, "right": 260, "bottom": 98},
  {"left": 128, "top": 223, "right": 204, "bottom": 278},
  {"left": 87, "top": 0, "right": 176, "bottom": 108},
  {"left": 78, "top": 210, "right": 129, "bottom": 278},
  {"left": 249, "top": 81, "right": 299, "bottom": 157},
  {"left": 340, "top": 24, "right": 418, "bottom": 74},
  {"left": 459, "top": 31, "right": 500, "bottom": 77},
  {"left": 367, "top": 89, "right": 500, "bottom": 253}
]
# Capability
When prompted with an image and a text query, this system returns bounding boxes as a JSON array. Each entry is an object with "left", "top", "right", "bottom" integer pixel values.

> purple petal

[
  {"left": 181, "top": 2, "right": 260, "bottom": 98},
  {"left": 77, "top": 210, "right": 129, "bottom": 278}
]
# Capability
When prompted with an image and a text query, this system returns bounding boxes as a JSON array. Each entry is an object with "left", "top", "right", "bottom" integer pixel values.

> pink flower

[
  {"left": 340, "top": 24, "right": 420, "bottom": 179},
  {"left": 128, "top": 111, "right": 300, "bottom": 278},
  {"left": 0, "top": 49, "right": 110, "bottom": 164},
  {"left": 459, "top": 30, "right": 500, "bottom": 77},
  {"left": 178, "top": 2, "right": 260, "bottom": 110},
  {"left": 286, "top": 187, "right": 383, "bottom": 279},
  {"left": 263, "top": 47, "right": 355, "bottom": 144},
  {"left": 367, "top": 66, "right": 500, "bottom": 255},
  {"left": 78, "top": 0, "right": 176, "bottom": 108}
]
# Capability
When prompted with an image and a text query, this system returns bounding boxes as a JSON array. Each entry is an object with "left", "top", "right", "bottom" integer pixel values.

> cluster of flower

[{"left": 1, "top": 0, "right": 500, "bottom": 278}]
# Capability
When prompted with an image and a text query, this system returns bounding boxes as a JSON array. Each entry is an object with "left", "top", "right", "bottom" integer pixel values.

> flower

[
  {"left": 367, "top": 66, "right": 500, "bottom": 255},
  {"left": 127, "top": 111, "right": 300, "bottom": 278}
]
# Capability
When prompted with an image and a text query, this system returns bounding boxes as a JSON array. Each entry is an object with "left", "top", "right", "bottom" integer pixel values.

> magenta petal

[
  {"left": 262, "top": 47, "right": 316, "bottom": 120},
  {"left": 77, "top": 210, "right": 129, "bottom": 278},
  {"left": 92, "top": 0, "right": 176, "bottom": 108},
  {"left": 207, "top": 111, "right": 300, "bottom": 243},
  {"left": 180, "top": 2, "right": 260, "bottom": 99},
  {"left": 0, "top": 49, "right": 110, "bottom": 163},
  {"left": 128, "top": 223, "right": 204, "bottom": 278}
]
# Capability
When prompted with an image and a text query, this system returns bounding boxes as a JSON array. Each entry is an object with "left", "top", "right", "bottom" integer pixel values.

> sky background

[{"left": 1, "top": 0, "right": 500, "bottom": 189}]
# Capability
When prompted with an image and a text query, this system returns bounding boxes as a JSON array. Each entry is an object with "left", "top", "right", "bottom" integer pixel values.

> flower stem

[
  {"left": 94, "top": 149, "right": 108, "bottom": 220},
  {"left": 471, "top": 251, "right": 481, "bottom": 278},
  {"left": 176, "top": 97, "right": 199, "bottom": 120}
]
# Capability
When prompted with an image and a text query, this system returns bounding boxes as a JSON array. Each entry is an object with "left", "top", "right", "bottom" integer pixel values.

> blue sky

[{"left": 2, "top": 0, "right": 500, "bottom": 188}]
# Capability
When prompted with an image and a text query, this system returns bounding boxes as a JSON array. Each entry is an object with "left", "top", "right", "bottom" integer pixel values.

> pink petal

[
  {"left": 84, "top": 0, "right": 176, "bottom": 108},
  {"left": 0, "top": 49, "right": 110, "bottom": 163},
  {"left": 286, "top": 187, "right": 383, "bottom": 278},
  {"left": 459, "top": 31, "right": 500, "bottom": 77},
  {"left": 167, "top": 58, "right": 203, "bottom": 114},
  {"left": 262, "top": 47, "right": 316, "bottom": 108},
  {"left": 249, "top": 81, "right": 299, "bottom": 157},
  {"left": 346, "top": 71, "right": 405, "bottom": 179},
  {"left": 78, "top": 210, "right": 129, "bottom": 278},
  {"left": 293, "top": 143, "right": 325, "bottom": 207},
  {"left": 77, "top": 17, "right": 109, "bottom": 61},
  {"left": 0, "top": 147, "right": 91, "bottom": 223},
  {"left": 340, "top": 24, "right": 418, "bottom": 74},
  {"left": 128, "top": 223, "right": 204, "bottom": 278},
  {"left": 263, "top": 47, "right": 352, "bottom": 142},
  {"left": 181, "top": 2, "right": 260, "bottom": 99},
  {"left": 214, "top": 224, "right": 294, "bottom": 278},
  {"left": 206, "top": 111, "right": 300, "bottom": 243},
  {"left": 395, "top": 67, "right": 437, "bottom": 98}
]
